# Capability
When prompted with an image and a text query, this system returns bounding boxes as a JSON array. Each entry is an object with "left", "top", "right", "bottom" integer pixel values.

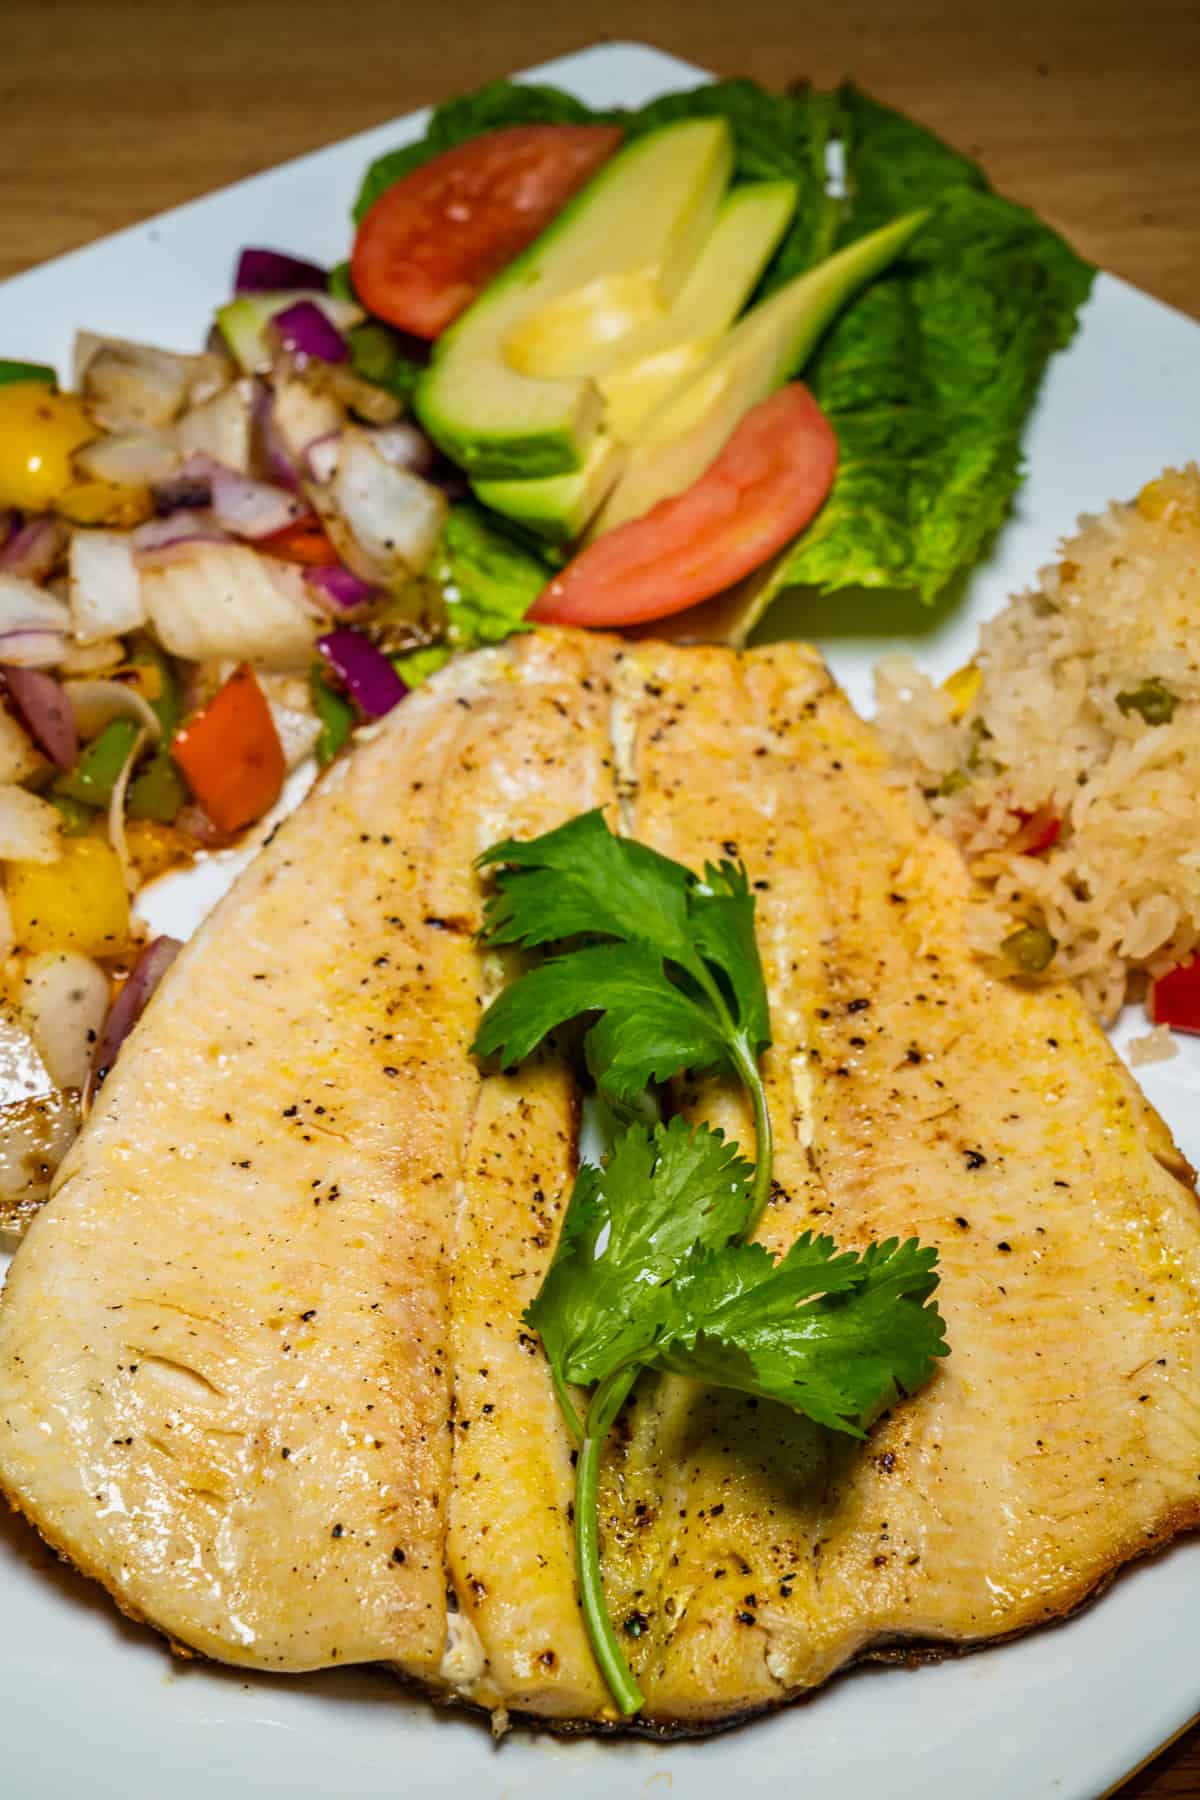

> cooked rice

[
  {"left": 1126, "top": 1024, "right": 1179, "bottom": 1068},
  {"left": 874, "top": 465, "right": 1200, "bottom": 1022}
]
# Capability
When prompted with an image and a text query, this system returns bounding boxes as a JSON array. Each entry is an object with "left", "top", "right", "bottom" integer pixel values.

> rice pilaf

[{"left": 875, "top": 465, "right": 1200, "bottom": 1025}]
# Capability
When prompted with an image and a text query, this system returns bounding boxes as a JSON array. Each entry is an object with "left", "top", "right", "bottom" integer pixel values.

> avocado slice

[
  {"left": 472, "top": 436, "right": 626, "bottom": 545},
  {"left": 599, "top": 178, "right": 798, "bottom": 440},
  {"left": 591, "top": 209, "right": 928, "bottom": 537},
  {"left": 413, "top": 119, "right": 734, "bottom": 483},
  {"left": 472, "top": 180, "right": 797, "bottom": 541}
]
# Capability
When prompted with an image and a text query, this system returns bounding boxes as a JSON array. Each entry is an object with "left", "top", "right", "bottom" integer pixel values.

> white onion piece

[
  {"left": 108, "top": 725, "right": 147, "bottom": 894},
  {"left": 272, "top": 376, "right": 345, "bottom": 463},
  {"left": 332, "top": 429, "right": 447, "bottom": 581},
  {"left": 74, "top": 429, "right": 181, "bottom": 486},
  {"left": 0, "top": 786, "right": 62, "bottom": 863},
  {"left": 58, "top": 638, "right": 125, "bottom": 677},
  {"left": 74, "top": 332, "right": 230, "bottom": 424},
  {"left": 20, "top": 953, "right": 111, "bottom": 1091},
  {"left": 210, "top": 468, "right": 306, "bottom": 540},
  {"left": 0, "top": 708, "right": 45, "bottom": 784},
  {"left": 69, "top": 530, "right": 146, "bottom": 642},
  {"left": 141, "top": 545, "right": 318, "bottom": 670},
  {"left": 305, "top": 432, "right": 342, "bottom": 486},
  {"left": 64, "top": 678, "right": 162, "bottom": 745},
  {"left": 269, "top": 697, "right": 322, "bottom": 770},
  {"left": 369, "top": 421, "right": 437, "bottom": 473},
  {"left": 0, "top": 574, "right": 71, "bottom": 636},
  {"left": 0, "top": 573, "right": 70, "bottom": 667},
  {"left": 176, "top": 379, "right": 255, "bottom": 474}
]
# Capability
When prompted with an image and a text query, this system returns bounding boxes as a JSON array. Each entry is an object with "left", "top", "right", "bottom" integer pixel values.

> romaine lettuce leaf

[{"left": 775, "top": 87, "right": 1095, "bottom": 600}]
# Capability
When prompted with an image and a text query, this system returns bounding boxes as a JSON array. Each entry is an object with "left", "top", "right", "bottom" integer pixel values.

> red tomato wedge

[
  {"left": 351, "top": 124, "right": 624, "bottom": 340},
  {"left": 529, "top": 384, "right": 838, "bottom": 628},
  {"left": 1150, "top": 959, "right": 1200, "bottom": 1034},
  {"left": 258, "top": 517, "right": 341, "bottom": 567}
]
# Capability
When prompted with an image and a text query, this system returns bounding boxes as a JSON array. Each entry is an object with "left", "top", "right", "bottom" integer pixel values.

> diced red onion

[
  {"left": 132, "top": 510, "right": 231, "bottom": 569},
  {"left": 305, "top": 431, "right": 342, "bottom": 485},
  {"left": 271, "top": 301, "right": 349, "bottom": 366},
  {"left": 0, "top": 512, "right": 17, "bottom": 553},
  {"left": 252, "top": 379, "right": 304, "bottom": 492},
  {"left": 0, "top": 627, "right": 66, "bottom": 668},
  {"left": 303, "top": 564, "right": 378, "bottom": 612},
  {"left": 317, "top": 628, "right": 408, "bottom": 719},
  {"left": 90, "top": 936, "right": 183, "bottom": 1095},
  {"left": 0, "top": 516, "right": 69, "bottom": 585},
  {"left": 0, "top": 666, "right": 78, "bottom": 769},
  {"left": 210, "top": 466, "right": 308, "bottom": 541},
  {"left": 235, "top": 248, "right": 328, "bottom": 294}
]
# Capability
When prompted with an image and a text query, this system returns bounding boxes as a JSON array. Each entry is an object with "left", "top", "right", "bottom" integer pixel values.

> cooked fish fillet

[{"left": 0, "top": 629, "right": 1197, "bottom": 1733}]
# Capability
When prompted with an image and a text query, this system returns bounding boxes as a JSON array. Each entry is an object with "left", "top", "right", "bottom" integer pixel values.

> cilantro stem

[
  {"left": 687, "top": 953, "right": 774, "bottom": 1236},
  {"left": 552, "top": 1363, "right": 584, "bottom": 1445},
  {"left": 575, "top": 1366, "right": 644, "bottom": 1718},
  {"left": 732, "top": 1039, "right": 774, "bottom": 1234}
]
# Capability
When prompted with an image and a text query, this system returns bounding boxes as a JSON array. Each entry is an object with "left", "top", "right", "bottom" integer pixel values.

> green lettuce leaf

[{"left": 771, "top": 86, "right": 1095, "bottom": 601}]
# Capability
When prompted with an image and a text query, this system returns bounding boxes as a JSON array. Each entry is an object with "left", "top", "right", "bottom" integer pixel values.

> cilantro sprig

[
  {"left": 473, "top": 809, "right": 775, "bottom": 1226},
  {"left": 471, "top": 814, "right": 949, "bottom": 1717}
]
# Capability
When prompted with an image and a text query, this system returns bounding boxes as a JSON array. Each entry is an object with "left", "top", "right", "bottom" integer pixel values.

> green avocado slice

[
  {"left": 472, "top": 179, "right": 798, "bottom": 540},
  {"left": 413, "top": 119, "right": 734, "bottom": 482},
  {"left": 591, "top": 209, "right": 928, "bottom": 538}
]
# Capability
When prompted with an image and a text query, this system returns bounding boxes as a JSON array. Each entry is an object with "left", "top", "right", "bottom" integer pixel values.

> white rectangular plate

[{"left": 2, "top": 41, "right": 1199, "bottom": 1800}]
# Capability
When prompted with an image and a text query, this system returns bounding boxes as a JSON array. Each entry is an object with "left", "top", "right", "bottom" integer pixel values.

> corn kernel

[
  {"left": 6, "top": 838, "right": 131, "bottom": 956},
  {"left": 941, "top": 662, "right": 983, "bottom": 722}
]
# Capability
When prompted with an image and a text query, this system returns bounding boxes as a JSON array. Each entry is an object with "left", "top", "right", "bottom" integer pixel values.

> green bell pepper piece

[
  {"left": 129, "top": 637, "right": 182, "bottom": 737},
  {"left": 56, "top": 719, "right": 141, "bottom": 807},
  {"left": 310, "top": 665, "right": 354, "bottom": 766},
  {"left": 127, "top": 749, "right": 187, "bottom": 823},
  {"left": 0, "top": 358, "right": 56, "bottom": 389},
  {"left": 48, "top": 792, "right": 98, "bottom": 836}
]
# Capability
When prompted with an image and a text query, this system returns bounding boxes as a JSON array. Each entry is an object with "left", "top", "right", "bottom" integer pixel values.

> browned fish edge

[{"left": 5, "top": 1475, "right": 1198, "bottom": 1740}]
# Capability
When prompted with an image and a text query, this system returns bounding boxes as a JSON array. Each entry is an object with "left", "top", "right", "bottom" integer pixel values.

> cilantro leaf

[
  {"left": 527, "top": 1117, "right": 753, "bottom": 1389},
  {"left": 472, "top": 941, "right": 733, "bottom": 1103},
  {"left": 479, "top": 809, "right": 694, "bottom": 961},
  {"left": 652, "top": 1234, "right": 948, "bottom": 1435},
  {"left": 690, "top": 860, "right": 772, "bottom": 1053},
  {"left": 473, "top": 812, "right": 770, "bottom": 1107}
]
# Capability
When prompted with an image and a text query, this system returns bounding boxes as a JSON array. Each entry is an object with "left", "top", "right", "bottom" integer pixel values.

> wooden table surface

[{"left": 4, "top": 0, "right": 1199, "bottom": 1792}]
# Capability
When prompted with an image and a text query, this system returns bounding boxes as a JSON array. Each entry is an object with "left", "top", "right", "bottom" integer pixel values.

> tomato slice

[
  {"left": 351, "top": 124, "right": 623, "bottom": 340},
  {"left": 1150, "top": 959, "right": 1200, "bottom": 1033},
  {"left": 529, "top": 384, "right": 838, "bottom": 628},
  {"left": 258, "top": 517, "right": 341, "bottom": 567}
]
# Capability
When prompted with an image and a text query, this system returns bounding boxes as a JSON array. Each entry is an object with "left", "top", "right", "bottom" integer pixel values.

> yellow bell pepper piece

[
  {"left": 123, "top": 819, "right": 190, "bottom": 886},
  {"left": 0, "top": 383, "right": 96, "bottom": 512},
  {"left": 941, "top": 661, "right": 983, "bottom": 722},
  {"left": 7, "top": 837, "right": 130, "bottom": 956},
  {"left": 55, "top": 478, "right": 152, "bottom": 528}
]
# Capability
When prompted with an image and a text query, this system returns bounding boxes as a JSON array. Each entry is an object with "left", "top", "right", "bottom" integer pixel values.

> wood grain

[{"left": 2, "top": 1, "right": 1199, "bottom": 1792}]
